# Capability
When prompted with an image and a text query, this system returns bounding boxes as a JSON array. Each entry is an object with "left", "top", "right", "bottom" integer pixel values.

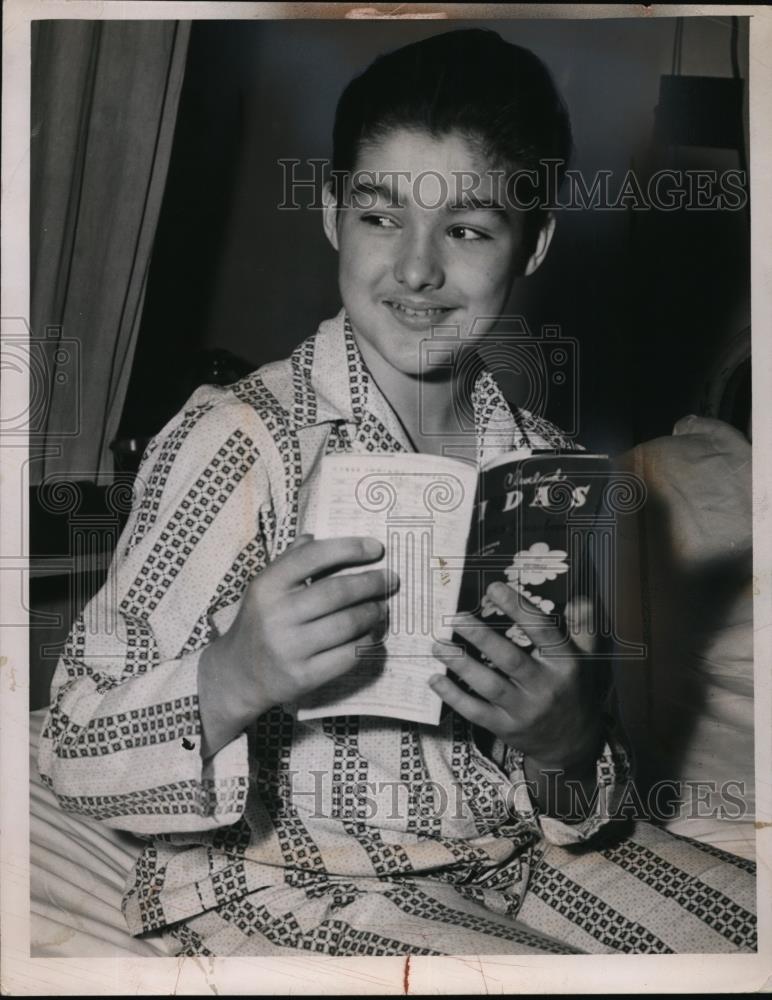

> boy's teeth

[{"left": 391, "top": 303, "right": 446, "bottom": 316}]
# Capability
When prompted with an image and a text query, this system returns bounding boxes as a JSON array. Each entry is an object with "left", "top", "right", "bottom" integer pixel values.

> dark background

[{"left": 120, "top": 16, "right": 750, "bottom": 457}]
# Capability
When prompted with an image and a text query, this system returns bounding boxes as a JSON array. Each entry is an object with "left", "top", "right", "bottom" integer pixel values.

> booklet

[{"left": 296, "top": 450, "right": 611, "bottom": 725}]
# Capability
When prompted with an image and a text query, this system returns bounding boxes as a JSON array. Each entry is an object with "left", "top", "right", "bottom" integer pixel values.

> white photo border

[{"left": 2, "top": 2, "right": 770, "bottom": 994}]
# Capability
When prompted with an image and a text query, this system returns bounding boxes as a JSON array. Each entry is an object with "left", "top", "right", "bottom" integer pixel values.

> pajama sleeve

[{"left": 37, "top": 386, "right": 274, "bottom": 836}]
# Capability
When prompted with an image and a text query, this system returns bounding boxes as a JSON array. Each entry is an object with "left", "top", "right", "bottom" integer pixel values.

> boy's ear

[
  {"left": 322, "top": 181, "right": 340, "bottom": 252},
  {"left": 524, "top": 213, "right": 556, "bottom": 277}
]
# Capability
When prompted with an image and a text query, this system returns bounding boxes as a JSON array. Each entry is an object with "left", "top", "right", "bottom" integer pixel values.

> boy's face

[{"left": 323, "top": 128, "right": 554, "bottom": 389}]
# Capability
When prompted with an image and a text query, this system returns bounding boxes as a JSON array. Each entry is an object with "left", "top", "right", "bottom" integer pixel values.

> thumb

[
  {"left": 288, "top": 532, "right": 314, "bottom": 549},
  {"left": 565, "top": 596, "right": 597, "bottom": 656}
]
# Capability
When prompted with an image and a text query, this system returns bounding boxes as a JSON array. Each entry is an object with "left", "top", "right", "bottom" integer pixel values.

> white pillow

[{"left": 612, "top": 416, "right": 754, "bottom": 825}]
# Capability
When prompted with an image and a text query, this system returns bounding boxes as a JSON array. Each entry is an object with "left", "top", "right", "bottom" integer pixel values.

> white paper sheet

[{"left": 297, "top": 453, "right": 478, "bottom": 725}]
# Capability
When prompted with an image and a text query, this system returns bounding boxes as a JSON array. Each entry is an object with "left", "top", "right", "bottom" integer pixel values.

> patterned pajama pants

[{"left": 162, "top": 821, "right": 756, "bottom": 957}]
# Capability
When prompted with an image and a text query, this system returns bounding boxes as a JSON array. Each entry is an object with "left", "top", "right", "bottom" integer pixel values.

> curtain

[{"left": 30, "top": 19, "right": 191, "bottom": 482}]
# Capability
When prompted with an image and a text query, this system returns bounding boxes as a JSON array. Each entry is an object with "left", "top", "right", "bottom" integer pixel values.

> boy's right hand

[{"left": 197, "top": 535, "right": 397, "bottom": 758}]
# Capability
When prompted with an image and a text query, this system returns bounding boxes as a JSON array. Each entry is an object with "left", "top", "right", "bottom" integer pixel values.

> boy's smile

[
  {"left": 323, "top": 128, "right": 553, "bottom": 401},
  {"left": 382, "top": 298, "right": 456, "bottom": 330}
]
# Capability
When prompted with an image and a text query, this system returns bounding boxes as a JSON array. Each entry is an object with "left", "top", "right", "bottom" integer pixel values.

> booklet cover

[{"left": 458, "top": 451, "right": 612, "bottom": 654}]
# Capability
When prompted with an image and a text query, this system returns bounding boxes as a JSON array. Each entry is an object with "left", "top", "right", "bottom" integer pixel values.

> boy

[{"left": 39, "top": 29, "right": 755, "bottom": 956}]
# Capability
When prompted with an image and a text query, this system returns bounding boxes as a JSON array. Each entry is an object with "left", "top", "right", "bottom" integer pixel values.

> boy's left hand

[{"left": 429, "top": 581, "right": 604, "bottom": 772}]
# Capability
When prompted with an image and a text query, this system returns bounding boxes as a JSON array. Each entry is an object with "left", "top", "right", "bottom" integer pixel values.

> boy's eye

[
  {"left": 448, "top": 225, "right": 489, "bottom": 241},
  {"left": 361, "top": 214, "right": 399, "bottom": 229}
]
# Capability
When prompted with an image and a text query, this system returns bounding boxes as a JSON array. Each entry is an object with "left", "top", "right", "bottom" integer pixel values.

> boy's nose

[{"left": 393, "top": 232, "right": 444, "bottom": 291}]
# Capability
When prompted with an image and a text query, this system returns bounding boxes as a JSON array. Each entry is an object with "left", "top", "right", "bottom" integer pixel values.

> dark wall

[{"left": 121, "top": 16, "right": 750, "bottom": 456}]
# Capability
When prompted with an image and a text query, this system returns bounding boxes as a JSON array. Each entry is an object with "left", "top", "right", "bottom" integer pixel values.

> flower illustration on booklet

[{"left": 481, "top": 541, "right": 570, "bottom": 645}]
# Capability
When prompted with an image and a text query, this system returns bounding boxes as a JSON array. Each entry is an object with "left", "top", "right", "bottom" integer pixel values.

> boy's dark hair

[{"left": 332, "top": 28, "right": 573, "bottom": 255}]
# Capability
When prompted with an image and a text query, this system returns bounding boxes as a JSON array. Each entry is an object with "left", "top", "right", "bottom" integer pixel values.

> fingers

[
  {"left": 287, "top": 532, "right": 314, "bottom": 549},
  {"left": 446, "top": 615, "right": 534, "bottom": 683},
  {"left": 274, "top": 536, "right": 384, "bottom": 590},
  {"left": 428, "top": 671, "right": 511, "bottom": 731},
  {"left": 484, "top": 581, "right": 561, "bottom": 651},
  {"left": 303, "top": 600, "right": 388, "bottom": 655},
  {"left": 565, "top": 596, "right": 599, "bottom": 656},
  {"left": 307, "top": 636, "right": 386, "bottom": 690},
  {"left": 296, "top": 567, "right": 399, "bottom": 621},
  {"left": 432, "top": 638, "right": 520, "bottom": 706},
  {"left": 485, "top": 580, "right": 549, "bottom": 628}
]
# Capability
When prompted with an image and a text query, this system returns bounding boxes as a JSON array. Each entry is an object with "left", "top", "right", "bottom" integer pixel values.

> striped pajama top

[{"left": 38, "top": 310, "right": 630, "bottom": 937}]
